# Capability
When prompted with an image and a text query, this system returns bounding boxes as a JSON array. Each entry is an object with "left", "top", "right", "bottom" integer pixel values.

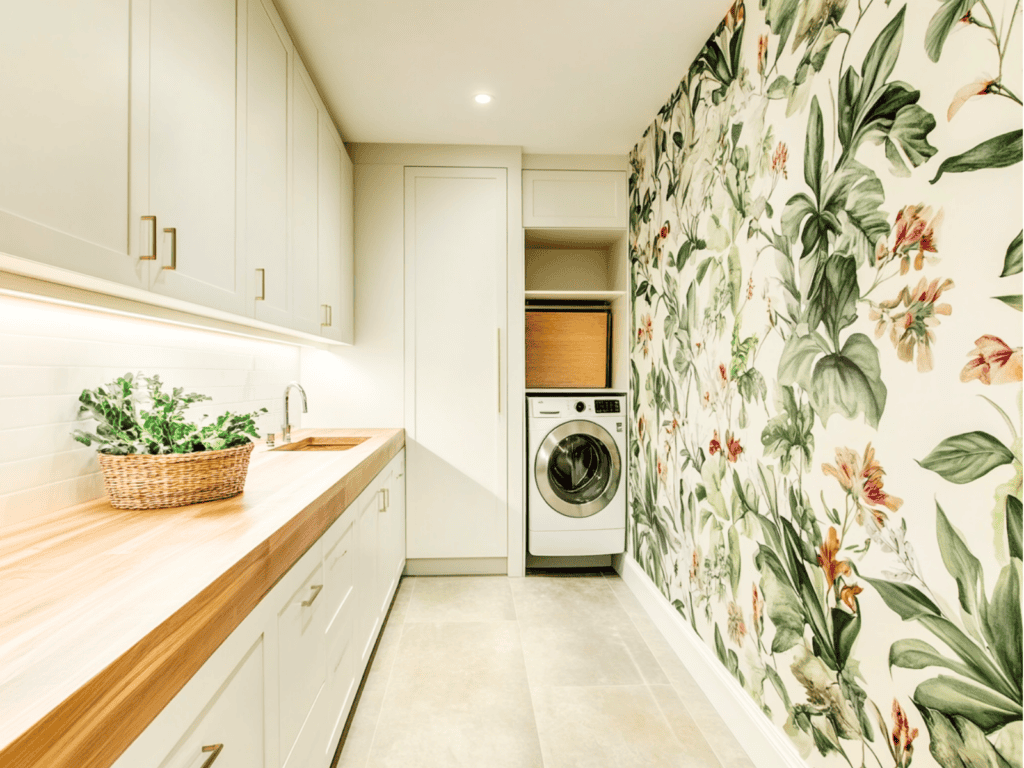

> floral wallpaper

[{"left": 627, "top": 2, "right": 1022, "bottom": 767}]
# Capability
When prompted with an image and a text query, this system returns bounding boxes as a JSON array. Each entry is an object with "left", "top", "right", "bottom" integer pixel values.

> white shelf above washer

[{"left": 524, "top": 290, "right": 626, "bottom": 301}]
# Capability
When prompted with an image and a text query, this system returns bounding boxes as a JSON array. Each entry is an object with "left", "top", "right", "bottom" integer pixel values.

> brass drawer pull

[
  {"left": 201, "top": 743, "right": 223, "bottom": 768},
  {"left": 163, "top": 227, "right": 177, "bottom": 270},
  {"left": 140, "top": 216, "right": 157, "bottom": 260},
  {"left": 301, "top": 583, "right": 323, "bottom": 607},
  {"left": 255, "top": 268, "right": 266, "bottom": 300}
]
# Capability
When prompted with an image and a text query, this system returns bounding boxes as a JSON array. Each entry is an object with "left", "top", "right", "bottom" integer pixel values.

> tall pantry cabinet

[
  {"left": 349, "top": 146, "right": 522, "bottom": 574},
  {"left": 404, "top": 167, "right": 509, "bottom": 566}
]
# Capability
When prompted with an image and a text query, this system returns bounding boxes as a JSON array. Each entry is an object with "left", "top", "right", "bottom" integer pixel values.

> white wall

[
  {"left": 301, "top": 162, "right": 406, "bottom": 429},
  {"left": 0, "top": 294, "right": 300, "bottom": 529}
]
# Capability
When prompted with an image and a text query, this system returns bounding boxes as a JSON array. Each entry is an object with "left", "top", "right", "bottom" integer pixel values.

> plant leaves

[
  {"left": 760, "top": 563, "right": 805, "bottom": 653},
  {"left": 778, "top": 332, "right": 829, "bottom": 390},
  {"left": 931, "top": 130, "right": 1023, "bottom": 184},
  {"left": 914, "top": 704, "right": 1015, "bottom": 768},
  {"left": 914, "top": 676, "right": 1023, "bottom": 733},
  {"left": 890, "top": 638, "right": 989, "bottom": 686},
  {"left": 982, "top": 560, "right": 1023, "bottom": 697},
  {"left": 832, "top": 606, "right": 860, "bottom": 671},
  {"left": 1007, "top": 496, "right": 1023, "bottom": 561},
  {"left": 993, "top": 294, "right": 1023, "bottom": 311},
  {"left": 860, "top": 5, "right": 905, "bottom": 98},
  {"left": 1000, "top": 231, "right": 1023, "bottom": 277},
  {"left": 925, "top": 0, "right": 979, "bottom": 62},
  {"left": 935, "top": 502, "right": 984, "bottom": 617},
  {"left": 804, "top": 97, "right": 824, "bottom": 196},
  {"left": 864, "top": 577, "right": 942, "bottom": 620},
  {"left": 809, "top": 333, "right": 887, "bottom": 429},
  {"left": 919, "top": 431, "right": 1014, "bottom": 484}
]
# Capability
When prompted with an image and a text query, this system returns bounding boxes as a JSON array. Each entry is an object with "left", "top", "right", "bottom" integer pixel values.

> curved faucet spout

[{"left": 282, "top": 382, "right": 308, "bottom": 443}]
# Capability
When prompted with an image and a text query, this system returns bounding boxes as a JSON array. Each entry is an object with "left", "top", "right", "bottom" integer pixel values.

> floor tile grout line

[
  {"left": 601, "top": 572, "right": 750, "bottom": 768},
  {"left": 508, "top": 578, "right": 549, "bottom": 768},
  {"left": 355, "top": 575, "right": 417, "bottom": 767}
]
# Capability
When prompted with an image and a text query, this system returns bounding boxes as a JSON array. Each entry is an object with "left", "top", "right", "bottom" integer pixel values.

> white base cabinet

[{"left": 111, "top": 449, "right": 405, "bottom": 768}]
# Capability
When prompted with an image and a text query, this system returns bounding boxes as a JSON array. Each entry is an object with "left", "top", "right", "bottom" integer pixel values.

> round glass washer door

[{"left": 535, "top": 420, "right": 621, "bottom": 518}]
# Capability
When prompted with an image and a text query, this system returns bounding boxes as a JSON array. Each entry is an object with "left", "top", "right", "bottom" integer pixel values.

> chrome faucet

[{"left": 282, "top": 382, "right": 307, "bottom": 443}]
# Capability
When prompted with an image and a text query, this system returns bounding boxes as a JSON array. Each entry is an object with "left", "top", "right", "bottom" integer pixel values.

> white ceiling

[{"left": 274, "top": 0, "right": 733, "bottom": 155}]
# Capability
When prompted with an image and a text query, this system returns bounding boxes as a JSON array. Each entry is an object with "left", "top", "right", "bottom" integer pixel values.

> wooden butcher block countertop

[{"left": 0, "top": 428, "right": 404, "bottom": 768}]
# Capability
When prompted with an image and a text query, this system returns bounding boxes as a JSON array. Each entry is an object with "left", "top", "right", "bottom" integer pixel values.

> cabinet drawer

[
  {"left": 277, "top": 550, "right": 327, "bottom": 760},
  {"left": 522, "top": 170, "right": 627, "bottom": 228},
  {"left": 159, "top": 638, "right": 264, "bottom": 768},
  {"left": 323, "top": 512, "right": 356, "bottom": 628}
]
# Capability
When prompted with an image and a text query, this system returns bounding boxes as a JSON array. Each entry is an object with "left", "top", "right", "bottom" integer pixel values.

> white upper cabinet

[
  {"left": 0, "top": 0, "right": 354, "bottom": 343},
  {"left": 246, "top": 0, "right": 293, "bottom": 328},
  {"left": 318, "top": 118, "right": 354, "bottom": 344},
  {"left": 0, "top": 1, "right": 139, "bottom": 287},
  {"left": 522, "top": 170, "right": 627, "bottom": 229},
  {"left": 132, "top": 0, "right": 248, "bottom": 315},
  {"left": 289, "top": 64, "right": 323, "bottom": 335}
]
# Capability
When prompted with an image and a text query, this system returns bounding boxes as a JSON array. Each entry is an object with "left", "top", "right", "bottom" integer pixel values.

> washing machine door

[{"left": 536, "top": 420, "right": 621, "bottom": 518}]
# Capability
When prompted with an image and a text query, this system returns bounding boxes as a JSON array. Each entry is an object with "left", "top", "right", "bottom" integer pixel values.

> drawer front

[
  {"left": 160, "top": 638, "right": 264, "bottom": 768},
  {"left": 323, "top": 591, "right": 357, "bottom": 759},
  {"left": 323, "top": 513, "right": 355, "bottom": 627},
  {"left": 278, "top": 555, "right": 327, "bottom": 760}
]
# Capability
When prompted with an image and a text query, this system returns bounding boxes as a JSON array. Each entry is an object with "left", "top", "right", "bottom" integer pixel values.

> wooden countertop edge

[{"left": 0, "top": 429, "right": 405, "bottom": 768}]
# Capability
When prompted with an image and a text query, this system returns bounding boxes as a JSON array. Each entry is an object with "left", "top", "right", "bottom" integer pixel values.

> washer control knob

[{"left": 575, "top": 401, "right": 586, "bottom": 413}]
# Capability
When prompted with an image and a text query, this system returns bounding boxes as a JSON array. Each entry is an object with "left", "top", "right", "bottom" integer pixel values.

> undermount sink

[{"left": 271, "top": 436, "right": 370, "bottom": 452}]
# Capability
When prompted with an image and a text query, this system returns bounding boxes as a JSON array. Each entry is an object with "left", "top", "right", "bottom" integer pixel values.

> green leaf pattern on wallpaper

[{"left": 628, "top": 1, "right": 1022, "bottom": 767}]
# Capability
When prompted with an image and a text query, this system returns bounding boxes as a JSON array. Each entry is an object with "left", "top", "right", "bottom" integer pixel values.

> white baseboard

[
  {"left": 403, "top": 557, "right": 507, "bottom": 576},
  {"left": 617, "top": 555, "right": 807, "bottom": 768}
]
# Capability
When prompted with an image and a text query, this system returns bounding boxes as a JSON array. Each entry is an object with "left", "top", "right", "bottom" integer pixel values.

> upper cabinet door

[
  {"left": 522, "top": 170, "right": 627, "bottom": 229},
  {"left": 0, "top": 1, "right": 139, "bottom": 287},
  {"left": 318, "top": 119, "right": 354, "bottom": 344},
  {"left": 288, "top": 63, "right": 322, "bottom": 335},
  {"left": 246, "top": 0, "right": 292, "bottom": 327},
  {"left": 132, "top": 0, "right": 246, "bottom": 315}
]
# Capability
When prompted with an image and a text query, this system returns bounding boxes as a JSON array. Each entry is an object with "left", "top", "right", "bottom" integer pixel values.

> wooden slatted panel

[{"left": 525, "top": 310, "right": 609, "bottom": 388}]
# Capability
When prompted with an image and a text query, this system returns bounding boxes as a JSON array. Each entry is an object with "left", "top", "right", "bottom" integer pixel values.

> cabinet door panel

[
  {"left": 289, "top": 64, "right": 321, "bottom": 334},
  {"left": 356, "top": 488, "right": 379, "bottom": 668},
  {"left": 318, "top": 122, "right": 353, "bottom": 343},
  {"left": 0, "top": 1, "right": 136, "bottom": 286},
  {"left": 405, "top": 169, "right": 508, "bottom": 559},
  {"left": 277, "top": 556, "right": 326, "bottom": 759},
  {"left": 159, "top": 637, "right": 264, "bottom": 768},
  {"left": 247, "top": 0, "right": 291, "bottom": 326},
  {"left": 144, "top": 0, "right": 243, "bottom": 313}
]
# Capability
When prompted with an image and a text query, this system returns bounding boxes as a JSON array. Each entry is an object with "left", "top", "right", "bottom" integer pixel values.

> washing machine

[{"left": 527, "top": 394, "right": 627, "bottom": 556}]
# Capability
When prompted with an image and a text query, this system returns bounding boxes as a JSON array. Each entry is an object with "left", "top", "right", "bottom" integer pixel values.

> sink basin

[{"left": 271, "top": 436, "right": 370, "bottom": 452}]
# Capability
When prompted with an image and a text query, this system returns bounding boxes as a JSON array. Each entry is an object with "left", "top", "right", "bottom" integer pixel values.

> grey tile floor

[{"left": 337, "top": 573, "right": 757, "bottom": 768}]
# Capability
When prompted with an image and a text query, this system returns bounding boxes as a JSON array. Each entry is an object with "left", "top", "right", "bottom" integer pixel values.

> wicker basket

[{"left": 97, "top": 442, "right": 256, "bottom": 510}]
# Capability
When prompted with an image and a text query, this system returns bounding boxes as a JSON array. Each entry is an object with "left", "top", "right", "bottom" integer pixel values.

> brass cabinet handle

[
  {"left": 321, "top": 304, "right": 333, "bottom": 327},
  {"left": 140, "top": 216, "right": 157, "bottom": 260},
  {"left": 301, "top": 583, "right": 323, "bottom": 607},
  {"left": 255, "top": 268, "right": 266, "bottom": 300},
  {"left": 497, "top": 328, "right": 501, "bottom": 413},
  {"left": 200, "top": 743, "right": 224, "bottom": 768},
  {"left": 163, "top": 227, "right": 177, "bottom": 270},
  {"left": 378, "top": 488, "right": 386, "bottom": 513},
  {"left": 328, "top": 305, "right": 333, "bottom": 327},
  {"left": 330, "top": 548, "right": 348, "bottom": 566}
]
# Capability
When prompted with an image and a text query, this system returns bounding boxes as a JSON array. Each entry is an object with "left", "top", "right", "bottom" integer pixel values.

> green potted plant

[{"left": 72, "top": 372, "right": 268, "bottom": 509}]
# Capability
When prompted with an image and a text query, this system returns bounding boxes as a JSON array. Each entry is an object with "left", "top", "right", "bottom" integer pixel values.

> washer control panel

[
  {"left": 594, "top": 399, "right": 621, "bottom": 414},
  {"left": 530, "top": 394, "right": 626, "bottom": 418}
]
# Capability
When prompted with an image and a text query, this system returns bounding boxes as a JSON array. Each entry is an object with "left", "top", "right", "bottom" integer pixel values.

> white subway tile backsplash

[{"left": 0, "top": 295, "right": 301, "bottom": 528}]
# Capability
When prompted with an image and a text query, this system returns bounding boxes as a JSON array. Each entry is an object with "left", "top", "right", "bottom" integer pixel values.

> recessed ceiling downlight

[{"left": 474, "top": 94, "right": 492, "bottom": 104}]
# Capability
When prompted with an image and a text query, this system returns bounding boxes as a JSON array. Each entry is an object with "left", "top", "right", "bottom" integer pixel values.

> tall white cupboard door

[
  {"left": 246, "top": 0, "right": 292, "bottom": 327},
  {"left": 318, "top": 120, "right": 354, "bottom": 344},
  {"left": 0, "top": 2, "right": 138, "bottom": 287},
  {"left": 404, "top": 168, "right": 508, "bottom": 560},
  {"left": 356, "top": 486, "right": 379, "bottom": 669},
  {"left": 288, "top": 64, "right": 321, "bottom": 335},
  {"left": 133, "top": 0, "right": 246, "bottom": 315}
]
